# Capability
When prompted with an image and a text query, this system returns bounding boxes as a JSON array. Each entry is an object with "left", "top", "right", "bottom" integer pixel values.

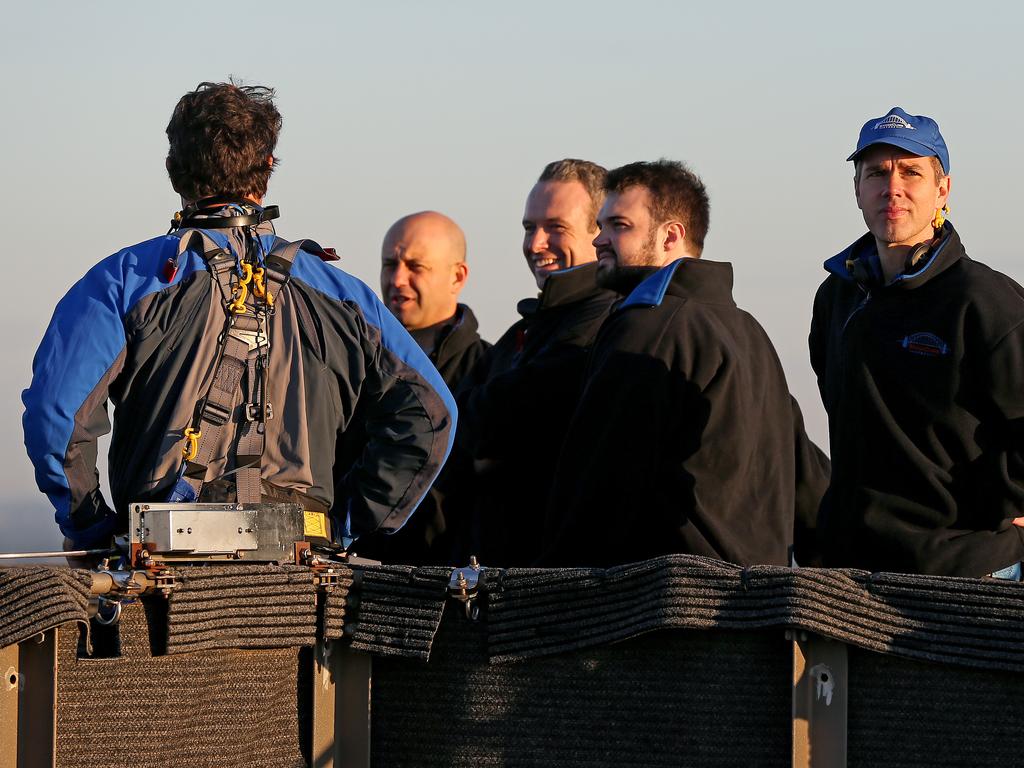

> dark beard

[{"left": 596, "top": 263, "right": 662, "bottom": 295}]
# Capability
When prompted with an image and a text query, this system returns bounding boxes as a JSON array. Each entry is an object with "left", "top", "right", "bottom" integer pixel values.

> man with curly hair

[{"left": 23, "top": 82, "right": 456, "bottom": 563}]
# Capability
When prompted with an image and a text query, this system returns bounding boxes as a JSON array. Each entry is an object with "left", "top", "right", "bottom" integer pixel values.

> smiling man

[
  {"left": 540, "top": 160, "right": 829, "bottom": 568},
  {"left": 811, "top": 107, "right": 1024, "bottom": 578},
  {"left": 452, "top": 159, "right": 618, "bottom": 565}
]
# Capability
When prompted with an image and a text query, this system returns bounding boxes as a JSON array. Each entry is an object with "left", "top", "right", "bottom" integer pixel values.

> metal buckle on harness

[
  {"left": 226, "top": 327, "right": 269, "bottom": 353},
  {"left": 244, "top": 402, "right": 274, "bottom": 422},
  {"left": 203, "top": 400, "right": 232, "bottom": 427}
]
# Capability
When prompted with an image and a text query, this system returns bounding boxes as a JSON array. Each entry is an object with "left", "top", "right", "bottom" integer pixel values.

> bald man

[
  {"left": 360, "top": 212, "right": 488, "bottom": 565},
  {"left": 381, "top": 211, "right": 489, "bottom": 389}
]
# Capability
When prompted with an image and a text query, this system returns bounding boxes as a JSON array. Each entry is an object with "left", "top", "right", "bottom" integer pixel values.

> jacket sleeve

[
  {"left": 290, "top": 255, "right": 457, "bottom": 542},
  {"left": 22, "top": 260, "right": 127, "bottom": 547},
  {"left": 341, "top": 316, "right": 457, "bottom": 540},
  {"left": 789, "top": 396, "right": 830, "bottom": 566},
  {"left": 808, "top": 280, "right": 832, "bottom": 404},
  {"left": 459, "top": 341, "right": 589, "bottom": 462},
  {"left": 978, "top": 320, "right": 1024, "bottom": 522}
]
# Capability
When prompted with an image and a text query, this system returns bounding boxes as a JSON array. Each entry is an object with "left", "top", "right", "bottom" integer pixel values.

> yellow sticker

[{"left": 303, "top": 511, "right": 328, "bottom": 539}]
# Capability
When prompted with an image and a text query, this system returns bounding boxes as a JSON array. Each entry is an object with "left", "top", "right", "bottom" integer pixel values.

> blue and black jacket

[{"left": 22, "top": 218, "right": 456, "bottom": 547}]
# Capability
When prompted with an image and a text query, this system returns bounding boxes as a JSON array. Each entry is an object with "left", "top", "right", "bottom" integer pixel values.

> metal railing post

[
  {"left": 791, "top": 630, "right": 848, "bottom": 768},
  {"left": 311, "top": 640, "right": 371, "bottom": 768}
]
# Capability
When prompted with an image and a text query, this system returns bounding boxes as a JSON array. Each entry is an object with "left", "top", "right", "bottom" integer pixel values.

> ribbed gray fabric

[
  {"left": 0, "top": 566, "right": 91, "bottom": 649},
  {"left": 484, "top": 556, "right": 1024, "bottom": 670},
  {"left": 56, "top": 602, "right": 309, "bottom": 768},
  {"left": 166, "top": 564, "right": 317, "bottom": 653},
  {"left": 321, "top": 568, "right": 353, "bottom": 640},
  {"left": 370, "top": 610, "right": 791, "bottom": 768},
  {"left": 0, "top": 559, "right": 1021, "bottom": 766},
  {"left": 341, "top": 565, "right": 449, "bottom": 659}
]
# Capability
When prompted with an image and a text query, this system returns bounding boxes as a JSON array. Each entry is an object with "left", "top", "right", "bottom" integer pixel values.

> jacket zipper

[{"left": 842, "top": 286, "right": 872, "bottom": 335}]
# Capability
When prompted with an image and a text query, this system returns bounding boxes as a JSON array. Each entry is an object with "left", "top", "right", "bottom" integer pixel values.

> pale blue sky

[{"left": 2, "top": 0, "right": 1022, "bottom": 552}]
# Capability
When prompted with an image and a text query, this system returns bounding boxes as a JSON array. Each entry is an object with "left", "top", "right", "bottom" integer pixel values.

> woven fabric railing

[
  {"left": 483, "top": 556, "right": 1024, "bottom": 669},
  {"left": 0, "top": 566, "right": 91, "bottom": 648},
  {"left": 334, "top": 565, "right": 450, "bottom": 660},
  {"left": 165, "top": 564, "right": 318, "bottom": 653}
]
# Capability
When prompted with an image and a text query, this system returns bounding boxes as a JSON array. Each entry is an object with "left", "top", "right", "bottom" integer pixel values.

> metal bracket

[
  {"left": 311, "top": 639, "right": 372, "bottom": 768},
  {"left": 448, "top": 556, "right": 484, "bottom": 620},
  {"left": 0, "top": 629, "right": 57, "bottom": 768},
  {"left": 790, "top": 630, "right": 848, "bottom": 768}
]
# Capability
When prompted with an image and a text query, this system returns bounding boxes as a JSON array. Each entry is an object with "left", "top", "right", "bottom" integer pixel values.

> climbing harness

[{"left": 162, "top": 199, "right": 331, "bottom": 505}]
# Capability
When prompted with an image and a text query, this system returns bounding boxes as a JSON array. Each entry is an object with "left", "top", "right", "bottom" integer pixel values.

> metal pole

[
  {"left": 311, "top": 640, "right": 372, "bottom": 768},
  {"left": 1, "top": 643, "right": 17, "bottom": 768},
  {"left": 0, "top": 549, "right": 113, "bottom": 561}
]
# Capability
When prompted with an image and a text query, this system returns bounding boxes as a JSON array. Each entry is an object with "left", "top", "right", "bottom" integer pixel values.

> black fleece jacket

[
  {"left": 810, "top": 222, "right": 1024, "bottom": 576},
  {"left": 542, "top": 258, "right": 829, "bottom": 568},
  {"left": 354, "top": 303, "right": 489, "bottom": 565},
  {"left": 453, "top": 263, "right": 618, "bottom": 566}
]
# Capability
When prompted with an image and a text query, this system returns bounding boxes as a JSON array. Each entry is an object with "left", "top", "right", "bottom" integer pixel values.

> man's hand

[
  {"left": 63, "top": 537, "right": 105, "bottom": 569},
  {"left": 1013, "top": 517, "right": 1024, "bottom": 528}
]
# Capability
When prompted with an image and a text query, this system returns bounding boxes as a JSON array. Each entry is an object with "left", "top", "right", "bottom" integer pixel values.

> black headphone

[
  {"left": 846, "top": 238, "right": 936, "bottom": 286},
  {"left": 170, "top": 196, "right": 280, "bottom": 231}
]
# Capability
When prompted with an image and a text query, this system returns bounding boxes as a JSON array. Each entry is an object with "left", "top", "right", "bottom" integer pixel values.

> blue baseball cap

[{"left": 847, "top": 107, "right": 949, "bottom": 174}]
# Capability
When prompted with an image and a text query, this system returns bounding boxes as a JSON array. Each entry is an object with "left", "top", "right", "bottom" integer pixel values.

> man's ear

[
  {"left": 452, "top": 262, "right": 469, "bottom": 293},
  {"left": 662, "top": 221, "right": 687, "bottom": 256},
  {"left": 937, "top": 174, "right": 951, "bottom": 210}
]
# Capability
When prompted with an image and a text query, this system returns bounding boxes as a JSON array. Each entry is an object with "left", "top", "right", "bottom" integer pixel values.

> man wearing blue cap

[{"left": 810, "top": 107, "right": 1024, "bottom": 578}]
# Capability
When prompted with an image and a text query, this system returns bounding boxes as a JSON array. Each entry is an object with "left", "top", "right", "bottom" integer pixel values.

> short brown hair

[
  {"left": 605, "top": 160, "right": 710, "bottom": 254},
  {"left": 538, "top": 159, "right": 608, "bottom": 231},
  {"left": 166, "top": 81, "right": 282, "bottom": 202}
]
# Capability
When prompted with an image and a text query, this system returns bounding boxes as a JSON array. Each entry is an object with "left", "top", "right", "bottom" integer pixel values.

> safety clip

[
  {"left": 182, "top": 427, "right": 201, "bottom": 461},
  {"left": 228, "top": 263, "right": 254, "bottom": 314},
  {"left": 252, "top": 267, "right": 275, "bottom": 309}
]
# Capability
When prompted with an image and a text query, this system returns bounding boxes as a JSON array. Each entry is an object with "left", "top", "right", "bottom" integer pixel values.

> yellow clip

[
  {"left": 182, "top": 427, "right": 201, "bottom": 461},
  {"left": 932, "top": 205, "right": 949, "bottom": 230},
  {"left": 252, "top": 267, "right": 275, "bottom": 308},
  {"left": 228, "top": 263, "right": 254, "bottom": 314}
]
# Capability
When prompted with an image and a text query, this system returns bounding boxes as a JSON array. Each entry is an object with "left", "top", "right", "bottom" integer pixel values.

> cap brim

[{"left": 847, "top": 136, "right": 942, "bottom": 165}]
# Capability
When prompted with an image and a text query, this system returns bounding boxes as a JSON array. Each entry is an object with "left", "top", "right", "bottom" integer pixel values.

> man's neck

[
  {"left": 407, "top": 310, "right": 459, "bottom": 356},
  {"left": 875, "top": 236, "right": 936, "bottom": 284},
  {"left": 876, "top": 243, "right": 910, "bottom": 284}
]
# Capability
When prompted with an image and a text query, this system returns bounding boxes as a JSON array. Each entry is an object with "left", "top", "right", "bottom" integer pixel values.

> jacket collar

[
  {"left": 620, "top": 258, "right": 735, "bottom": 309},
  {"left": 517, "top": 262, "right": 609, "bottom": 317},
  {"left": 435, "top": 304, "right": 482, "bottom": 360},
  {"left": 824, "top": 222, "right": 964, "bottom": 291}
]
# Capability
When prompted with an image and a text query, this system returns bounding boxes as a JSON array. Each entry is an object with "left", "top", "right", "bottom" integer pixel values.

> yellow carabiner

[
  {"left": 182, "top": 427, "right": 201, "bottom": 461},
  {"left": 239, "top": 262, "right": 254, "bottom": 285},
  {"left": 252, "top": 267, "right": 274, "bottom": 308},
  {"left": 228, "top": 263, "right": 254, "bottom": 314},
  {"left": 228, "top": 283, "right": 249, "bottom": 314}
]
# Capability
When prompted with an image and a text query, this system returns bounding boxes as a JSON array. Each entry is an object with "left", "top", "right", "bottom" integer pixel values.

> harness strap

[{"left": 166, "top": 231, "right": 323, "bottom": 505}]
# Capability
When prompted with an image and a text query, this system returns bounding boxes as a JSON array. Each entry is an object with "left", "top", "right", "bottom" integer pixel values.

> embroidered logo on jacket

[
  {"left": 900, "top": 332, "right": 949, "bottom": 357},
  {"left": 874, "top": 115, "right": 915, "bottom": 131}
]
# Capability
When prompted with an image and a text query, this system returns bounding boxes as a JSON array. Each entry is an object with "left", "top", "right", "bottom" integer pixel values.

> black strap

[
  {"left": 171, "top": 198, "right": 280, "bottom": 231},
  {"left": 177, "top": 206, "right": 280, "bottom": 230}
]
